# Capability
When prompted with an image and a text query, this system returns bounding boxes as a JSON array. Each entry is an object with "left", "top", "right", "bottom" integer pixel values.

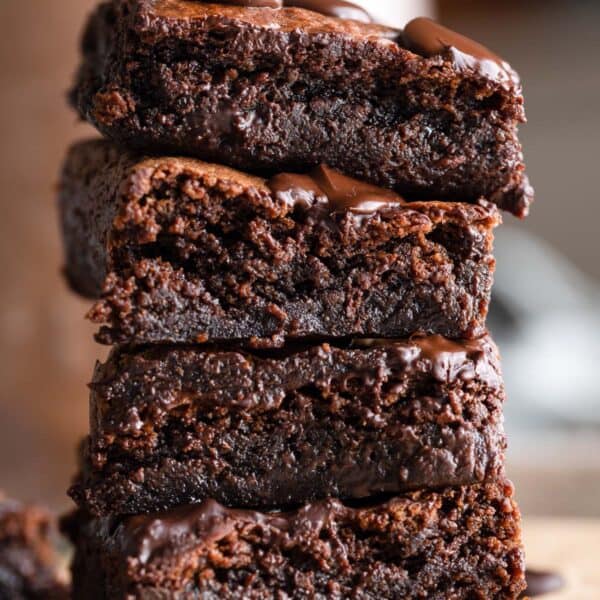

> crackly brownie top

[
  {"left": 128, "top": 0, "right": 519, "bottom": 87},
  {"left": 63, "top": 140, "right": 501, "bottom": 247},
  {"left": 147, "top": 0, "right": 397, "bottom": 36}
]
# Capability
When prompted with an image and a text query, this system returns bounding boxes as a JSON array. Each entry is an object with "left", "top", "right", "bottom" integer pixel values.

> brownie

[
  {"left": 64, "top": 480, "right": 525, "bottom": 599},
  {"left": 70, "top": 334, "right": 506, "bottom": 516},
  {"left": 59, "top": 140, "right": 500, "bottom": 347},
  {"left": 71, "top": 1, "right": 532, "bottom": 217},
  {"left": 0, "top": 494, "right": 68, "bottom": 600}
]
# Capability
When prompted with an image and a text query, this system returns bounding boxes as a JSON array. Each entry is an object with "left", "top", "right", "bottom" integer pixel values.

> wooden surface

[{"left": 523, "top": 518, "right": 600, "bottom": 599}]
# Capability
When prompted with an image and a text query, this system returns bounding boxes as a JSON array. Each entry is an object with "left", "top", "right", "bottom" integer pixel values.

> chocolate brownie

[
  {"left": 0, "top": 494, "right": 68, "bottom": 599},
  {"left": 64, "top": 480, "right": 525, "bottom": 599},
  {"left": 71, "top": 1, "right": 532, "bottom": 216},
  {"left": 59, "top": 140, "right": 500, "bottom": 346},
  {"left": 70, "top": 334, "right": 506, "bottom": 516}
]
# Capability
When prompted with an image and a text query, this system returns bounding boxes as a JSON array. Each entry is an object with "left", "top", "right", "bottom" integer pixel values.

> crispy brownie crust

[
  {"left": 64, "top": 480, "right": 525, "bottom": 599},
  {"left": 0, "top": 495, "right": 68, "bottom": 599},
  {"left": 59, "top": 140, "right": 500, "bottom": 346},
  {"left": 71, "top": 0, "right": 532, "bottom": 216},
  {"left": 71, "top": 334, "right": 506, "bottom": 516}
]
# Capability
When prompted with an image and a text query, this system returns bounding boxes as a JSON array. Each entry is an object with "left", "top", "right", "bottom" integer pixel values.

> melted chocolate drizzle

[
  {"left": 353, "top": 335, "right": 500, "bottom": 389},
  {"left": 403, "top": 17, "right": 518, "bottom": 85},
  {"left": 204, "top": 0, "right": 372, "bottom": 23},
  {"left": 116, "top": 498, "right": 341, "bottom": 564},
  {"left": 268, "top": 164, "right": 404, "bottom": 216}
]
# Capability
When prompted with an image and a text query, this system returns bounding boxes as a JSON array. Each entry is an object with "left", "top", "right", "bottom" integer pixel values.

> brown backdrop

[{"left": 0, "top": 0, "right": 99, "bottom": 510}]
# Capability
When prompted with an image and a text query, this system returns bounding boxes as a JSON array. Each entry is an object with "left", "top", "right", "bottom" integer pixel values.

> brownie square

[
  {"left": 64, "top": 481, "right": 525, "bottom": 599},
  {"left": 71, "top": 0, "right": 532, "bottom": 216},
  {"left": 0, "top": 495, "right": 68, "bottom": 599},
  {"left": 70, "top": 334, "right": 506, "bottom": 516},
  {"left": 59, "top": 140, "right": 500, "bottom": 347}
]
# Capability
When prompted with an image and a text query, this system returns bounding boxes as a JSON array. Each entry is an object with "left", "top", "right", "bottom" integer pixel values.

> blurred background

[{"left": 0, "top": 0, "right": 598, "bottom": 520}]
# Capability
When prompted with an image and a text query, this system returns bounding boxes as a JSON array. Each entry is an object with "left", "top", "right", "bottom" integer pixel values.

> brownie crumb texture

[
  {"left": 65, "top": 481, "right": 526, "bottom": 599},
  {"left": 60, "top": 140, "right": 500, "bottom": 347}
]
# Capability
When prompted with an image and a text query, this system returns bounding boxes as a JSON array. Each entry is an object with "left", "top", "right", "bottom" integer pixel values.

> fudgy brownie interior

[
  {"left": 71, "top": 335, "right": 506, "bottom": 515},
  {"left": 60, "top": 140, "right": 500, "bottom": 347}
]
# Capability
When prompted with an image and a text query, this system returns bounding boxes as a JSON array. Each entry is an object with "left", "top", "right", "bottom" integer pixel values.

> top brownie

[{"left": 71, "top": 0, "right": 532, "bottom": 216}]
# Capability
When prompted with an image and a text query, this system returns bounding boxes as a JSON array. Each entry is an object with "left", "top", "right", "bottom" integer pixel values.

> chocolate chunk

[
  {"left": 403, "top": 17, "right": 518, "bottom": 85},
  {"left": 268, "top": 164, "right": 404, "bottom": 214},
  {"left": 217, "top": 0, "right": 283, "bottom": 7}
]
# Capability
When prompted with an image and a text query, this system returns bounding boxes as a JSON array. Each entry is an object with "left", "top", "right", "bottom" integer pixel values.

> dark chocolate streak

[
  {"left": 208, "top": 0, "right": 372, "bottom": 23},
  {"left": 522, "top": 569, "right": 565, "bottom": 598},
  {"left": 268, "top": 164, "right": 404, "bottom": 215}
]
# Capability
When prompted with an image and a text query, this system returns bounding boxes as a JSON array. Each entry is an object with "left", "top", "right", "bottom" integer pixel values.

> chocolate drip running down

[
  {"left": 268, "top": 164, "right": 404, "bottom": 214},
  {"left": 403, "top": 17, "right": 518, "bottom": 85},
  {"left": 207, "top": 0, "right": 372, "bottom": 23}
]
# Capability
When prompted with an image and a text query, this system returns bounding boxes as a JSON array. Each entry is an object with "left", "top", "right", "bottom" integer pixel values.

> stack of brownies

[{"left": 58, "top": 1, "right": 532, "bottom": 597}]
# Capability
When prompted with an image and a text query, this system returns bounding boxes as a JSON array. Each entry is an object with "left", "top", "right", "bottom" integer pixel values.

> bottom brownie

[
  {"left": 0, "top": 493, "right": 68, "bottom": 599},
  {"left": 64, "top": 480, "right": 525, "bottom": 599}
]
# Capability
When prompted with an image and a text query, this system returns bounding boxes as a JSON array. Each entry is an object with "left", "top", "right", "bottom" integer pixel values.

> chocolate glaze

[
  {"left": 115, "top": 498, "right": 340, "bottom": 564},
  {"left": 523, "top": 569, "right": 565, "bottom": 598},
  {"left": 268, "top": 164, "right": 404, "bottom": 215},
  {"left": 198, "top": 0, "right": 372, "bottom": 23},
  {"left": 403, "top": 17, "right": 518, "bottom": 85}
]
